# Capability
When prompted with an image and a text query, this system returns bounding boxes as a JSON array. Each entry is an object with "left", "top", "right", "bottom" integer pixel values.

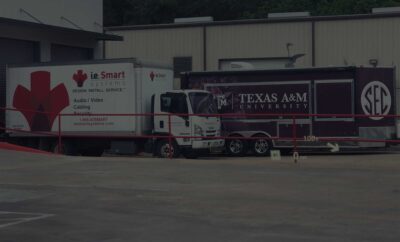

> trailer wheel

[
  {"left": 226, "top": 135, "right": 247, "bottom": 156},
  {"left": 156, "top": 139, "right": 180, "bottom": 158},
  {"left": 251, "top": 135, "right": 272, "bottom": 156}
]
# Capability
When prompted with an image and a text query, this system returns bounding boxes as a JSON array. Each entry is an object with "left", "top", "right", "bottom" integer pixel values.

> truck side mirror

[{"left": 185, "top": 119, "right": 190, "bottom": 127}]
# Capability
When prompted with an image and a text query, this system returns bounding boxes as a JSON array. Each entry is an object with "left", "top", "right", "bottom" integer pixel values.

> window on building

[{"left": 173, "top": 57, "right": 192, "bottom": 78}]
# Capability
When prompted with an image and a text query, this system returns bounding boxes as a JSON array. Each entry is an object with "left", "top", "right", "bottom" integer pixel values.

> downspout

[
  {"left": 203, "top": 25, "right": 207, "bottom": 71},
  {"left": 311, "top": 20, "right": 316, "bottom": 67},
  {"left": 103, "top": 39, "right": 106, "bottom": 60},
  {"left": 102, "top": 29, "right": 106, "bottom": 59}
]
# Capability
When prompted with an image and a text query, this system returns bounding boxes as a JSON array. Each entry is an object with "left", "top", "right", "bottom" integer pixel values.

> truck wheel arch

[{"left": 251, "top": 132, "right": 275, "bottom": 147}]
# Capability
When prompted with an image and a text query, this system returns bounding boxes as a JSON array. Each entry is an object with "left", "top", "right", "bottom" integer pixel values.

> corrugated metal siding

[
  {"left": 0, "top": 64, "right": 6, "bottom": 127},
  {"left": 206, "top": 22, "right": 312, "bottom": 70},
  {"left": 106, "top": 27, "right": 204, "bottom": 71},
  {"left": 315, "top": 17, "right": 400, "bottom": 113},
  {"left": 106, "top": 22, "right": 312, "bottom": 72},
  {"left": 105, "top": 17, "right": 400, "bottom": 114},
  {"left": 315, "top": 18, "right": 400, "bottom": 67}
]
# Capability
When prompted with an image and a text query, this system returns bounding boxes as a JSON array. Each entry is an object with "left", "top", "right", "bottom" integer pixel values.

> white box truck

[{"left": 5, "top": 59, "right": 224, "bottom": 157}]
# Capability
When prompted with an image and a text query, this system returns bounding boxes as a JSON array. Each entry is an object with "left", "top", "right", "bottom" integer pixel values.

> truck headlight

[{"left": 194, "top": 124, "right": 204, "bottom": 136}]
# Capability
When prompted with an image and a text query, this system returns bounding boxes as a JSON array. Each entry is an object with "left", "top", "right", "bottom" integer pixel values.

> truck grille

[{"left": 205, "top": 130, "right": 217, "bottom": 137}]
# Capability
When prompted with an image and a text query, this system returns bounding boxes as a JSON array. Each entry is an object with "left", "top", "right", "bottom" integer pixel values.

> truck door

[
  {"left": 155, "top": 93, "right": 191, "bottom": 144},
  {"left": 313, "top": 80, "right": 357, "bottom": 138}
]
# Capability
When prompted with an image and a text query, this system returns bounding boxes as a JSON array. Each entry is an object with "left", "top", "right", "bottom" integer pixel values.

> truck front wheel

[
  {"left": 226, "top": 136, "right": 247, "bottom": 156},
  {"left": 156, "top": 139, "right": 180, "bottom": 158},
  {"left": 251, "top": 135, "right": 272, "bottom": 156}
]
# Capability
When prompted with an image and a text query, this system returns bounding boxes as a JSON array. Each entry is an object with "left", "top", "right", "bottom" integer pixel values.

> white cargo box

[{"left": 6, "top": 59, "right": 173, "bottom": 136}]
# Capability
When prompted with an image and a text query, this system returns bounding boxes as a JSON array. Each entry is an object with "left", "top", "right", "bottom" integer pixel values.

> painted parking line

[{"left": 0, "top": 211, "right": 54, "bottom": 229}]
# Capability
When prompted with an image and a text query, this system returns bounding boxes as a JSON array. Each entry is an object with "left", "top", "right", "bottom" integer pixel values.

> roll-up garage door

[
  {"left": 0, "top": 38, "right": 39, "bottom": 129},
  {"left": 51, "top": 44, "right": 93, "bottom": 62}
]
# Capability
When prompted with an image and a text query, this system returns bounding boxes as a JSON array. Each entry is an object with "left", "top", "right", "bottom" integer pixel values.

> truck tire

[
  {"left": 226, "top": 135, "right": 247, "bottom": 156},
  {"left": 156, "top": 139, "right": 180, "bottom": 158},
  {"left": 251, "top": 135, "right": 272, "bottom": 156}
]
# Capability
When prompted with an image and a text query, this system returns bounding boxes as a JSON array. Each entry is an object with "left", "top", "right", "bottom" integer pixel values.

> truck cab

[{"left": 153, "top": 90, "right": 224, "bottom": 158}]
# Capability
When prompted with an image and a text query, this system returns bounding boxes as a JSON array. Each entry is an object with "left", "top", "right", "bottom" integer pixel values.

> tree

[
  {"left": 103, "top": 0, "right": 400, "bottom": 27},
  {"left": 104, "top": 0, "right": 132, "bottom": 26}
]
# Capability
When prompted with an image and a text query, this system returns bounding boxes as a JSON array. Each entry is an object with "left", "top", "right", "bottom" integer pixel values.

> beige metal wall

[
  {"left": 105, "top": 17, "right": 400, "bottom": 109},
  {"left": 106, "top": 22, "right": 312, "bottom": 87},
  {"left": 316, "top": 18, "right": 400, "bottom": 68},
  {"left": 206, "top": 22, "right": 312, "bottom": 70},
  {"left": 106, "top": 27, "right": 204, "bottom": 88},
  {"left": 315, "top": 17, "right": 400, "bottom": 113},
  {"left": 106, "top": 27, "right": 204, "bottom": 68}
]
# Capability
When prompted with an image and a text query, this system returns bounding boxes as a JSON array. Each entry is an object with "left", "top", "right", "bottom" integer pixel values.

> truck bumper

[{"left": 192, "top": 139, "right": 225, "bottom": 150}]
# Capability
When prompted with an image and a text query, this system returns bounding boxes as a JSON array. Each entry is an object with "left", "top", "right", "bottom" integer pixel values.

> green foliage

[{"left": 104, "top": 0, "right": 400, "bottom": 26}]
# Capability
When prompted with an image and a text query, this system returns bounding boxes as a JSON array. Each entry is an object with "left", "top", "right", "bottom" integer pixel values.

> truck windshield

[{"left": 189, "top": 93, "right": 218, "bottom": 114}]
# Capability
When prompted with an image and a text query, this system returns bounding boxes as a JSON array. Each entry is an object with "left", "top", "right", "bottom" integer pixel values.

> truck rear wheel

[
  {"left": 226, "top": 135, "right": 247, "bottom": 156},
  {"left": 251, "top": 135, "right": 272, "bottom": 156},
  {"left": 156, "top": 139, "right": 180, "bottom": 158}
]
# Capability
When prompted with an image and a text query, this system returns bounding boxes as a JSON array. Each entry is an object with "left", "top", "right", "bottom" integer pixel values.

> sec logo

[{"left": 361, "top": 81, "right": 391, "bottom": 120}]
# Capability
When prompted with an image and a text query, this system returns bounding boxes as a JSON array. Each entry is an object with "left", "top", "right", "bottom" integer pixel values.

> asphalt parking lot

[{"left": 0, "top": 150, "right": 399, "bottom": 242}]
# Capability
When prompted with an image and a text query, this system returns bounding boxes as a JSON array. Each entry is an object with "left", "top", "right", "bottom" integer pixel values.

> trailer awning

[{"left": 0, "top": 17, "right": 123, "bottom": 41}]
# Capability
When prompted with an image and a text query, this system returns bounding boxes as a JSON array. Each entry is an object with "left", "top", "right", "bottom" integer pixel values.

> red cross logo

[{"left": 13, "top": 71, "right": 70, "bottom": 131}]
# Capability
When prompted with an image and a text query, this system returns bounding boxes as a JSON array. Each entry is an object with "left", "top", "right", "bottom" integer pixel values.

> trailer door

[{"left": 313, "top": 80, "right": 357, "bottom": 137}]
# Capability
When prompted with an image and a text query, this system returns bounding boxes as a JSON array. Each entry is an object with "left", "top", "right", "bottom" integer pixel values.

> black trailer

[{"left": 181, "top": 66, "right": 396, "bottom": 156}]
